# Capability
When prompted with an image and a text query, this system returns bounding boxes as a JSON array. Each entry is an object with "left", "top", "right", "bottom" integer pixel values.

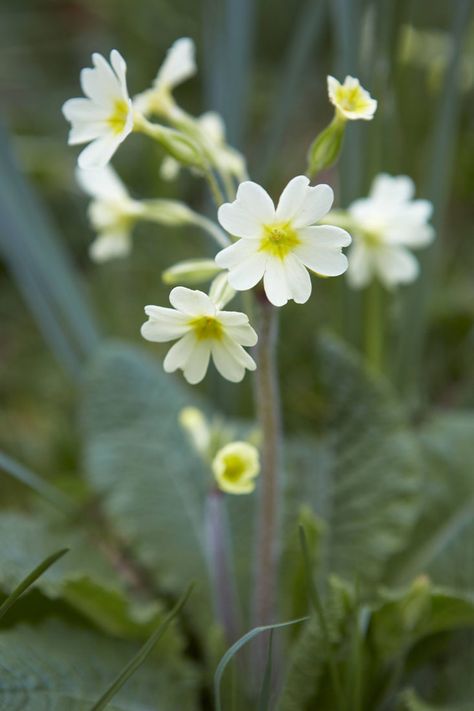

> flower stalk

[{"left": 253, "top": 293, "right": 282, "bottom": 631}]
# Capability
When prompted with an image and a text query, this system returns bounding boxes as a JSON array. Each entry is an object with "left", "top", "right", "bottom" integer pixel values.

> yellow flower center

[
  {"left": 362, "top": 228, "right": 383, "bottom": 248},
  {"left": 189, "top": 316, "right": 223, "bottom": 341},
  {"left": 107, "top": 99, "right": 129, "bottom": 134},
  {"left": 220, "top": 454, "right": 247, "bottom": 483},
  {"left": 335, "top": 86, "right": 368, "bottom": 113},
  {"left": 259, "top": 222, "right": 301, "bottom": 260}
]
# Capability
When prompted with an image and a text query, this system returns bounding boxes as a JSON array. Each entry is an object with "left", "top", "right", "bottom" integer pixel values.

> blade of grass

[
  {"left": 0, "top": 120, "right": 100, "bottom": 374},
  {"left": 256, "top": 0, "right": 328, "bottom": 180},
  {"left": 258, "top": 630, "right": 274, "bottom": 711},
  {"left": 299, "top": 525, "right": 346, "bottom": 710},
  {"left": 214, "top": 616, "right": 309, "bottom": 711},
  {"left": 0, "top": 548, "right": 69, "bottom": 622},
  {"left": 89, "top": 583, "right": 194, "bottom": 711},
  {"left": 0, "top": 450, "right": 76, "bottom": 513}
]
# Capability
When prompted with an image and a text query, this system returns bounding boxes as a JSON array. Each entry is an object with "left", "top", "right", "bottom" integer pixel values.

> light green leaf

[
  {"left": 0, "top": 511, "right": 185, "bottom": 655},
  {"left": 389, "top": 412, "right": 474, "bottom": 590},
  {"left": 80, "top": 343, "right": 212, "bottom": 632},
  {"left": 285, "top": 336, "right": 421, "bottom": 586},
  {"left": 0, "top": 619, "right": 198, "bottom": 710}
]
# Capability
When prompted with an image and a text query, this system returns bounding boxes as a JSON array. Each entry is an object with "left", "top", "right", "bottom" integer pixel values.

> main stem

[{"left": 253, "top": 295, "right": 282, "bottom": 632}]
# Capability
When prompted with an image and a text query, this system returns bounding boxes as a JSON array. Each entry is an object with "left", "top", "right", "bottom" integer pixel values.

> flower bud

[
  {"left": 208, "top": 272, "right": 236, "bottom": 309},
  {"left": 212, "top": 441, "right": 260, "bottom": 494},
  {"left": 162, "top": 259, "right": 221, "bottom": 286},
  {"left": 306, "top": 115, "right": 346, "bottom": 179}
]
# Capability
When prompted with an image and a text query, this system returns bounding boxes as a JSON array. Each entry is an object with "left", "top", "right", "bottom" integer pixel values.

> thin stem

[
  {"left": 205, "top": 168, "right": 226, "bottom": 207},
  {"left": 205, "top": 489, "right": 241, "bottom": 644},
  {"left": 364, "top": 280, "right": 383, "bottom": 374},
  {"left": 253, "top": 295, "right": 282, "bottom": 659}
]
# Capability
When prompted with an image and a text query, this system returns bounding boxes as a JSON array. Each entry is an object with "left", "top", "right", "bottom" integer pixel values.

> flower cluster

[{"left": 63, "top": 39, "right": 433, "bottom": 392}]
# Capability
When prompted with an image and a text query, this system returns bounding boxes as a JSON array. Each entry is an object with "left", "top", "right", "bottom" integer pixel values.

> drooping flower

[
  {"left": 76, "top": 165, "right": 144, "bottom": 262},
  {"left": 133, "top": 38, "right": 196, "bottom": 117},
  {"left": 215, "top": 176, "right": 351, "bottom": 307},
  {"left": 62, "top": 50, "right": 134, "bottom": 169},
  {"left": 212, "top": 441, "right": 260, "bottom": 494},
  {"left": 345, "top": 174, "right": 435, "bottom": 289},
  {"left": 141, "top": 287, "right": 257, "bottom": 384},
  {"left": 327, "top": 75, "right": 377, "bottom": 121}
]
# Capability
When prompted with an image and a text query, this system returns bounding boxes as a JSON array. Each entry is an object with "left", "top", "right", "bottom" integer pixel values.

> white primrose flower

[
  {"left": 215, "top": 176, "right": 351, "bottom": 307},
  {"left": 327, "top": 75, "right": 377, "bottom": 121},
  {"left": 62, "top": 50, "right": 134, "bottom": 169},
  {"left": 346, "top": 173, "right": 435, "bottom": 289},
  {"left": 76, "top": 165, "right": 144, "bottom": 262},
  {"left": 134, "top": 37, "right": 196, "bottom": 117},
  {"left": 141, "top": 287, "right": 257, "bottom": 384}
]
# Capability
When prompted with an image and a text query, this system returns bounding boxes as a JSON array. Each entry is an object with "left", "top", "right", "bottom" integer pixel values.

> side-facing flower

[
  {"left": 141, "top": 286, "right": 257, "bottom": 384},
  {"left": 62, "top": 50, "right": 134, "bottom": 169},
  {"left": 215, "top": 176, "right": 351, "bottom": 307},
  {"left": 328, "top": 75, "right": 377, "bottom": 121},
  {"left": 134, "top": 37, "right": 196, "bottom": 117},
  {"left": 212, "top": 441, "right": 260, "bottom": 494},
  {"left": 76, "top": 165, "right": 144, "bottom": 262},
  {"left": 346, "top": 173, "right": 435, "bottom": 289}
]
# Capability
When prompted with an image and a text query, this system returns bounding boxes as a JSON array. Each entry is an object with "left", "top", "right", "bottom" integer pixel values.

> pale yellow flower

[
  {"left": 212, "top": 442, "right": 260, "bottom": 494},
  {"left": 327, "top": 75, "right": 377, "bottom": 121}
]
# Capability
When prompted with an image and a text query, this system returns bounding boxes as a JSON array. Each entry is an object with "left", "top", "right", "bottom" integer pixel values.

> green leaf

[
  {"left": 214, "top": 617, "right": 308, "bottom": 711},
  {"left": 399, "top": 688, "right": 473, "bottom": 711},
  {"left": 0, "top": 511, "right": 185, "bottom": 655},
  {"left": 389, "top": 412, "right": 474, "bottom": 590},
  {"left": 90, "top": 584, "right": 194, "bottom": 711},
  {"left": 80, "top": 343, "right": 212, "bottom": 633},
  {"left": 0, "top": 548, "right": 68, "bottom": 622},
  {"left": 285, "top": 336, "right": 420, "bottom": 587},
  {"left": 0, "top": 619, "right": 199, "bottom": 710},
  {"left": 278, "top": 576, "right": 354, "bottom": 711},
  {"left": 370, "top": 582, "right": 474, "bottom": 662}
]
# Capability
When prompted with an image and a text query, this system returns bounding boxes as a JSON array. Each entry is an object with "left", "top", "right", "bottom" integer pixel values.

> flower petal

[
  {"left": 89, "top": 231, "right": 130, "bottom": 262},
  {"left": 298, "top": 225, "right": 352, "bottom": 248},
  {"left": 292, "top": 184, "right": 334, "bottom": 228},
  {"left": 155, "top": 37, "right": 196, "bottom": 90},
  {"left": 275, "top": 175, "right": 310, "bottom": 222},
  {"left": 163, "top": 332, "right": 196, "bottom": 372},
  {"left": 141, "top": 306, "right": 189, "bottom": 342},
  {"left": 294, "top": 231, "right": 349, "bottom": 277},
  {"left": 110, "top": 49, "right": 129, "bottom": 96},
  {"left": 263, "top": 259, "right": 292, "bottom": 307},
  {"left": 77, "top": 133, "right": 122, "bottom": 169},
  {"left": 346, "top": 240, "right": 373, "bottom": 289},
  {"left": 211, "top": 336, "right": 255, "bottom": 382},
  {"left": 76, "top": 164, "right": 128, "bottom": 200},
  {"left": 370, "top": 174, "right": 415, "bottom": 204},
  {"left": 374, "top": 246, "right": 419, "bottom": 288},
  {"left": 281, "top": 254, "right": 312, "bottom": 304},
  {"left": 183, "top": 340, "right": 211, "bottom": 384},
  {"left": 222, "top": 322, "right": 258, "bottom": 347},
  {"left": 169, "top": 286, "right": 215, "bottom": 316}
]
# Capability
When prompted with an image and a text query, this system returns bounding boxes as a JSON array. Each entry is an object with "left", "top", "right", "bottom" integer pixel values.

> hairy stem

[
  {"left": 205, "top": 488, "right": 241, "bottom": 644},
  {"left": 253, "top": 295, "right": 282, "bottom": 634}
]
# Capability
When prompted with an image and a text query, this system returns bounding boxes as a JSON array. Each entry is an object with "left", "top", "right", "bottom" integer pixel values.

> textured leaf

[
  {"left": 80, "top": 343, "right": 212, "bottom": 631},
  {"left": 389, "top": 412, "right": 474, "bottom": 591},
  {"left": 278, "top": 576, "right": 354, "bottom": 711},
  {"left": 285, "top": 336, "right": 421, "bottom": 587},
  {"left": 0, "top": 619, "right": 198, "bottom": 710},
  {"left": 0, "top": 511, "right": 184, "bottom": 654}
]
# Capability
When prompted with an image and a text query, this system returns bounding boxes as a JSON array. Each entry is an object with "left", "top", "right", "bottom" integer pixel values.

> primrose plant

[{"left": 62, "top": 38, "right": 434, "bottom": 672}]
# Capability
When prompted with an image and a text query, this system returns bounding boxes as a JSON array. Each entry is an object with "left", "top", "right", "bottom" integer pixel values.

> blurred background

[{"left": 0, "top": 0, "right": 473, "bottom": 490}]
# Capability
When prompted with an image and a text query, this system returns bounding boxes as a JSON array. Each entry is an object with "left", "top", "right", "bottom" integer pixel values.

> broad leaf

[
  {"left": 80, "top": 343, "right": 213, "bottom": 633},
  {"left": 0, "top": 619, "right": 198, "bottom": 710}
]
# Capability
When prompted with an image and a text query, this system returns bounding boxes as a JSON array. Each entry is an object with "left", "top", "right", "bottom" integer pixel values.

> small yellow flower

[
  {"left": 212, "top": 442, "right": 260, "bottom": 495},
  {"left": 327, "top": 75, "right": 377, "bottom": 121}
]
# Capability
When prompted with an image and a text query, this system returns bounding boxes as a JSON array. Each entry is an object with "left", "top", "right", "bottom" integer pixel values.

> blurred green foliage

[{"left": 0, "top": 0, "right": 474, "bottom": 709}]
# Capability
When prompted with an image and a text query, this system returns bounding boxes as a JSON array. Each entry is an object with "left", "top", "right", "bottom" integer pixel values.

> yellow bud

[{"left": 212, "top": 441, "right": 260, "bottom": 495}]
